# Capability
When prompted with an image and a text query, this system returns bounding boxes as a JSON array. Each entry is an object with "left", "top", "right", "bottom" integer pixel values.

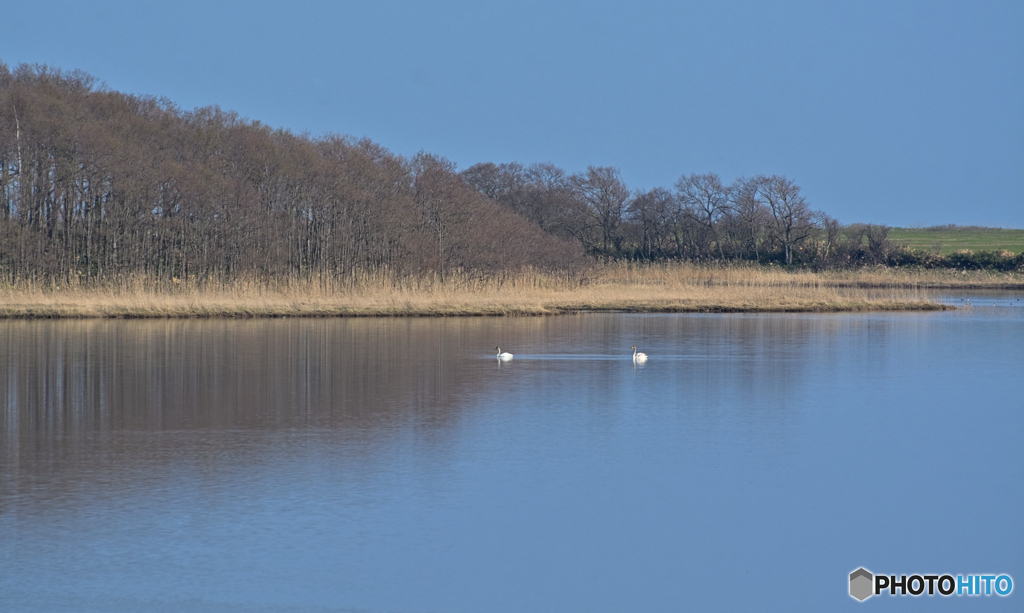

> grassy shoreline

[
  {"left": 7, "top": 263, "right": 1013, "bottom": 318},
  {"left": 0, "top": 299, "right": 951, "bottom": 319}
]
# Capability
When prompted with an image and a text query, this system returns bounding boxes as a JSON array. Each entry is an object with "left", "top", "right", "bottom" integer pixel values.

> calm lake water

[{"left": 2, "top": 298, "right": 1022, "bottom": 612}]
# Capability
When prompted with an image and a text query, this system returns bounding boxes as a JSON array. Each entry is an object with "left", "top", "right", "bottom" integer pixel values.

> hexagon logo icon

[{"left": 850, "top": 568, "right": 874, "bottom": 601}]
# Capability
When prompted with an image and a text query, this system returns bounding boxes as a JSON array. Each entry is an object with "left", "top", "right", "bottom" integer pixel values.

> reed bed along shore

[{"left": 0, "top": 262, "right": 994, "bottom": 319}]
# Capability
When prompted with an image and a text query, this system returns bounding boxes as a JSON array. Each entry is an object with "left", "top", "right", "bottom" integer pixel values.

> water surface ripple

[{"left": 1, "top": 303, "right": 1022, "bottom": 611}]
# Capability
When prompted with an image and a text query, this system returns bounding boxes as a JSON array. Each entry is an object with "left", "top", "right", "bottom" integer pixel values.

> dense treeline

[
  {"left": 460, "top": 162, "right": 1021, "bottom": 271},
  {"left": 0, "top": 63, "right": 1019, "bottom": 287},
  {"left": 0, "top": 63, "right": 581, "bottom": 286},
  {"left": 460, "top": 161, "right": 917, "bottom": 268}
]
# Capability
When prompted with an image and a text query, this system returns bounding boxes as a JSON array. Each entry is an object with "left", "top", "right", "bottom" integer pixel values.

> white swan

[
  {"left": 631, "top": 346, "right": 648, "bottom": 362},
  {"left": 496, "top": 346, "right": 514, "bottom": 360}
]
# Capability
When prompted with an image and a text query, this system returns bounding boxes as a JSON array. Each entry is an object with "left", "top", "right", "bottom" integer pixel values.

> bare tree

[
  {"left": 758, "top": 175, "right": 814, "bottom": 265},
  {"left": 727, "top": 176, "right": 771, "bottom": 262},
  {"left": 413, "top": 153, "right": 469, "bottom": 282},
  {"left": 522, "top": 162, "right": 574, "bottom": 233},
  {"left": 811, "top": 211, "right": 841, "bottom": 267},
  {"left": 675, "top": 172, "right": 730, "bottom": 260},
  {"left": 461, "top": 161, "right": 528, "bottom": 213},
  {"left": 864, "top": 224, "right": 893, "bottom": 264},
  {"left": 571, "top": 166, "right": 629, "bottom": 256},
  {"left": 627, "top": 187, "right": 676, "bottom": 259}
]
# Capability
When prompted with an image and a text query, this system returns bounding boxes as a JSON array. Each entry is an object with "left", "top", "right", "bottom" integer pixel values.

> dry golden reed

[{"left": 2, "top": 261, "right": 1012, "bottom": 319}]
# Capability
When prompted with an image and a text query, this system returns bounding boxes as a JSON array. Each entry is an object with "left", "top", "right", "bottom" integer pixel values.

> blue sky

[{"left": 3, "top": 1, "right": 1022, "bottom": 227}]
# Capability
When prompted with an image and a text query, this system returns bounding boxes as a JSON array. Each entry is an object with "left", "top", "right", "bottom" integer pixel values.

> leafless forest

[{"left": 0, "top": 64, "right": 927, "bottom": 288}]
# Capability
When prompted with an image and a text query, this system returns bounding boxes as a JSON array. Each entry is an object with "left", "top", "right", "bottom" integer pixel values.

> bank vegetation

[
  {"left": 0, "top": 63, "right": 1018, "bottom": 318},
  {"left": 0, "top": 263, "right": 958, "bottom": 318}
]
